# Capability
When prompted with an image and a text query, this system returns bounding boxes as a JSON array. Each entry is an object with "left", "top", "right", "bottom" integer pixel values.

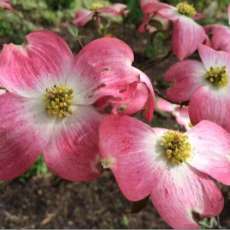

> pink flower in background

[
  {"left": 165, "top": 45, "right": 230, "bottom": 132},
  {"left": 138, "top": 0, "right": 169, "bottom": 33},
  {"left": 206, "top": 24, "right": 230, "bottom": 53},
  {"left": 0, "top": 0, "right": 12, "bottom": 10},
  {"left": 0, "top": 31, "right": 154, "bottom": 181},
  {"left": 73, "top": 3, "right": 127, "bottom": 27},
  {"left": 139, "top": 0, "right": 207, "bottom": 60},
  {"left": 100, "top": 115, "right": 230, "bottom": 228},
  {"left": 206, "top": 6, "right": 230, "bottom": 53},
  {"left": 156, "top": 97, "right": 191, "bottom": 130}
]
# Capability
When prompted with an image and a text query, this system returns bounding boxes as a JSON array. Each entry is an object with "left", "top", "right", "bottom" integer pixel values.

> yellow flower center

[
  {"left": 176, "top": 2, "right": 196, "bottom": 17},
  {"left": 205, "top": 66, "right": 228, "bottom": 89},
  {"left": 44, "top": 85, "right": 74, "bottom": 119},
  {"left": 90, "top": 1, "right": 108, "bottom": 11},
  {"left": 160, "top": 131, "right": 191, "bottom": 165}
]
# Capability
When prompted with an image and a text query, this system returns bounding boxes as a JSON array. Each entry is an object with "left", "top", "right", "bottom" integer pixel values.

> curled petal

[
  {"left": 208, "top": 25, "right": 230, "bottom": 53},
  {"left": 73, "top": 9, "right": 94, "bottom": 27},
  {"left": 173, "top": 107, "right": 191, "bottom": 130},
  {"left": 151, "top": 165, "right": 223, "bottom": 229},
  {"left": 188, "top": 120, "right": 230, "bottom": 185},
  {"left": 74, "top": 37, "right": 154, "bottom": 120},
  {"left": 172, "top": 17, "right": 207, "bottom": 60},
  {"left": 0, "top": 93, "right": 44, "bottom": 180},
  {"left": 44, "top": 106, "right": 103, "bottom": 182},
  {"left": 165, "top": 60, "right": 205, "bottom": 103},
  {"left": 156, "top": 97, "right": 175, "bottom": 113}
]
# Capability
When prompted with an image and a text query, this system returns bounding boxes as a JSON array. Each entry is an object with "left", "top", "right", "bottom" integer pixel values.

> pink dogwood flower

[
  {"left": 0, "top": 0, "right": 12, "bottom": 10},
  {"left": 139, "top": 0, "right": 207, "bottom": 60},
  {"left": 0, "top": 31, "right": 154, "bottom": 181},
  {"left": 100, "top": 115, "right": 230, "bottom": 229},
  {"left": 156, "top": 97, "right": 190, "bottom": 130},
  {"left": 73, "top": 3, "right": 127, "bottom": 27},
  {"left": 165, "top": 44, "right": 230, "bottom": 132}
]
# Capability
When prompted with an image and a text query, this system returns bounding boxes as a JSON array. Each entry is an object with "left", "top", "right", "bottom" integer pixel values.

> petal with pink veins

[
  {"left": 198, "top": 44, "right": 230, "bottom": 71},
  {"left": 99, "top": 115, "right": 163, "bottom": 201},
  {"left": 165, "top": 60, "right": 205, "bottom": 103},
  {"left": 151, "top": 165, "right": 223, "bottom": 229},
  {"left": 172, "top": 17, "right": 207, "bottom": 60},
  {"left": 0, "top": 93, "right": 45, "bottom": 180},
  {"left": 189, "top": 86, "right": 230, "bottom": 133},
  {"left": 73, "top": 9, "right": 94, "bottom": 27},
  {"left": 188, "top": 120, "right": 230, "bottom": 185},
  {"left": 0, "top": 31, "right": 73, "bottom": 94},
  {"left": 44, "top": 106, "right": 103, "bottom": 182}
]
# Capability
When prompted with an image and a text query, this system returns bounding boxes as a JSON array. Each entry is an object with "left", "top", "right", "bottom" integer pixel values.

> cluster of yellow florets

[
  {"left": 44, "top": 85, "right": 74, "bottom": 119},
  {"left": 205, "top": 66, "right": 228, "bottom": 89},
  {"left": 176, "top": 2, "right": 197, "bottom": 17},
  {"left": 160, "top": 131, "right": 191, "bottom": 165}
]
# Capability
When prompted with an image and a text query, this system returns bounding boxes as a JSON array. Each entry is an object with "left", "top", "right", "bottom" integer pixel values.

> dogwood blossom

[
  {"left": 0, "top": 31, "right": 154, "bottom": 181},
  {"left": 100, "top": 115, "right": 230, "bottom": 228},
  {"left": 139, "top": 0, "right": 207, "bottom": 60}
]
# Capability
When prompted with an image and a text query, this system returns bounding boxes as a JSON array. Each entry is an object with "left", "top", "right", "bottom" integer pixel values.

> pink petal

[
  {"left": 0, "top": 31, "right": 73, "bottom": 94},
  {"left": 165, "top": 60, "right": 205, "bottom": 103},
  {"left": 188, "top": 120, "right": 230, "bottom": 185},
  {"left": 99, "top": 115, "right": 160, "bottom": 201},
  {"left": 0, "top": 0, "right": 12, "bottom": 10},
  {"left": 156, "top": 97, "right": 191, "bottom": 129},
  {"left": 0, "top": 93, "right": 44, "bottom": 180},
  {"left": 151, "top": 165, "right": 223, "bottom": 229},
  {"left": 198, "top": 44, "right": 230, "bottom": 71},
  {"left": 208, "top": 25, "right": 230, "bottom": 53},
  {"left": 189, "top": 86, "right": 230, "bottom": 133},
  {"left": 75, "top": 36, "right": 134, "bottom": 66},
  {"left": 98, "top": 3, "right": 127, "bottom": 17},
  {"left": 141, "top": 0, "right": 172, "bottom": 15},
  {"left": 74, "top": 37, "right": 154, "bottom": 120},
  {"left": 156, "top": 97, "right": 175, "bottom": 113},
  {"left": 173, "top": 106, "right": 191, "bottom": 130},
  {"left": 172, "top": 17, "right": 207, "bottom": 60},
  {"left": 44, "top": 106, "right": 103, "bottom": 182},
  {"left": 73, "top": 9, "right": 94, "bottom": 27}
]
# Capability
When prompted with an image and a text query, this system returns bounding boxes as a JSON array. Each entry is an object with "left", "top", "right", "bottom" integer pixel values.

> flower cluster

[{"left": 1, "top": 0, "right": 230, "bottom": 229}]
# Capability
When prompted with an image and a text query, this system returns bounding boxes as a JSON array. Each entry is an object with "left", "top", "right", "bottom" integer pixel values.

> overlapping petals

[
  {"left": 0, "top": 31, "right": 154, "bottom": 181},
  {"left": 165, "top": 45, "right": 230, "bottom": 132},
  {"left": 100, "top": 115, "right": 230, "bottom": 229},
  {"left": 156, "top": 97, "right": 191, "bottom": 130}
]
